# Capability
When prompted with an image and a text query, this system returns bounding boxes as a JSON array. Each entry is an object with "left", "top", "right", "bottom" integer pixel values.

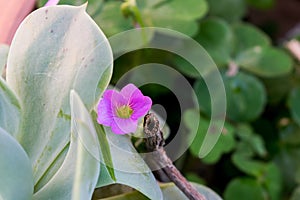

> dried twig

[{"left": 143, "top": 113, "right": 206, "bottom": 200}]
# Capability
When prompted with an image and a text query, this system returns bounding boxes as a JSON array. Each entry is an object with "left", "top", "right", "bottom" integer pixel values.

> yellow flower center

[{"left": 116, "top": 105, "right": 133, "bottom": 118}]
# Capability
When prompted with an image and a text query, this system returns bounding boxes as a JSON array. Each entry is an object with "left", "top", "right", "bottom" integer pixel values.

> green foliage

[
  {"left": 288, "top": 87, "right": 300, "bottom": 127},
  {"left": 2, "top": 0, "right": 300, "bottom": 199},
  {"left": 185, "top": 109, "right": 236, "bottom": 164},
  {"left": 224, "top": 178, "right": 265, "bottom": 200},
  {"left": 206, "top": 0, "right": 247, "bottom": 22},
  {"left": 6, "top": 4, "right": 113, "bottom": 188},
  {"left": 194, "top": 71, "right": 266, "bottom": 121},
  {"left": 0, "top": 128, "right": 33, "bottom": 200}
]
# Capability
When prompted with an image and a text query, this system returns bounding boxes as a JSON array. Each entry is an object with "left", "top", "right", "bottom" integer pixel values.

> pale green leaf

[
  {"left": 0, "top": 44, "right": 9, "bottom": 75},
  {"left": 6, "top": 5, "right": 112, "bottom": 185},
  {"left": 0, "top": 78, "right": 21, "bottom": 138},
  {"left": 33, "top": 90, "right": 100, "bottom": 199},
  {"left": 95, "top": 182, "right": 222, "bottom": 200},
  {"left": 0, "top": 128, "right": 33, "bottom": 200},
  {"left": 96, "top": 126, "right": 163, "bottom": 200}
]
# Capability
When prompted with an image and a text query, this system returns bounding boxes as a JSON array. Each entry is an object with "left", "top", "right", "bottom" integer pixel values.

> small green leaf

[
  {"left": 137, "top": 0, "right": 208, "bottom": 36},
  {"left": 224, "top": 178, "right": 265, "bottom": 200},
  {"left": 0, "top": 128, "right": 33, "bottom": 200},
  {"left": 195, "top": 18, "right": 234, "bottom": 67},
  {"left": 94, "top": 1, "right": 132, "bottom": 36},
  {"left": 186, "top": 110, "right": 236, "bottom": 163},
  {"left": 224, "top": 72, "right": 267, "bottom": 122},
  {"left": 0, "top": 78, "right": 21, "bottom": 138},
  {"left": 202, "top": 122, "right": 235, "bottom": 164},
  {"left": 207, "top": 0, "right": 247, "bottom": 22},
  {"left": 232, "top": 23, "right": 270, "bottom": 53},
  {"left": 235, "top": 124, "right": 267, "bottom": 157},
  {"left": 288, "top": 87, "right": 300, "bottom": 127},
  {"left": 236, "top": 46, "right": 293, "bottom": 77},
  {"left": 232, "top": 153, "right": 266, "bottom": 177},
  {"left": 33, "top": 91, "right": 100, "bottom": 199}
]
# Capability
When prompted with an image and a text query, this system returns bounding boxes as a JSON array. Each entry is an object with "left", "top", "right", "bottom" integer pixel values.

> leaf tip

[{"left": 79, "top": 2, "right": 88, "bottom": 11}]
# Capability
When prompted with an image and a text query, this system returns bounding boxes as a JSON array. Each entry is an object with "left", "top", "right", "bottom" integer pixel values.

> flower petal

[
  {"left": 97, "top": 98, "right": 113, "bottom": 126},
  {"left": 130, "top": 96, "right": 152, "bottom": 120},
  {"left": 120, "top": 84, "right": 143, "bottom": 100},
  {"left": 103, "top": 89, "right": 114, "bottom": 100},
  {"left": 111, "top": 117, "right": 138, "bottom": 134}
]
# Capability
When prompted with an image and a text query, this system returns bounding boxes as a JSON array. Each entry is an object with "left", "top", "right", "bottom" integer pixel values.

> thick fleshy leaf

[
  {"left": 236, "top": 46, "right": 293, "bottom": 77},
  {"left": 95, "top": 182, "right": 222, "bottom": 200},
  {"left": 0, "top": 44, "right": 9, "bottom": 74},
  {"left": 288, "top": 87, "right": 300, "bottom": 127},
  {"left": 33, "top": 91, "right": 100, "bottom": 199},
  {"left": 95, "top": 125, "right": 163, "bottom": 200},
  {"left": 0, "top": 128, "right": 33, "bottom": 200},
  {"left": 0, "top": 78, "right": 21, "bottom": 138},
  {"left": 6, "top": 5, "right": 112, "bottom": 184}
]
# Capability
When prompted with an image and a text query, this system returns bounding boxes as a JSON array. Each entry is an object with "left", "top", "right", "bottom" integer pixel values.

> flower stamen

[{"left": 116, "top": 105, "right": 133, "bottom": 118}]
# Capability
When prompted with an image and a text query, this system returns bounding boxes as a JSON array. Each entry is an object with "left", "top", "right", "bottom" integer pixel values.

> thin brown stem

[{"left": 143, "top": 113, "right": 206, "bottom": 200}]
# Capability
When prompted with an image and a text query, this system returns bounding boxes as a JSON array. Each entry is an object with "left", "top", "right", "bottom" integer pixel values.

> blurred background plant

[{"left": 1, "top": 0, "right": 300, "bottom": 199}]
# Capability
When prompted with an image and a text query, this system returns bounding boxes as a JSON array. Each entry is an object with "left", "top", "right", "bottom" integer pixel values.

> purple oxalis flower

[{"left": 97, "top": 84, "right": 152, "bottom": 135}]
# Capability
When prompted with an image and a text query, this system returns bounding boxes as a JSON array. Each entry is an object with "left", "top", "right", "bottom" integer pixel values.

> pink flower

[{"left": 97, "top": 84, "right": 152, "bottom": 134}]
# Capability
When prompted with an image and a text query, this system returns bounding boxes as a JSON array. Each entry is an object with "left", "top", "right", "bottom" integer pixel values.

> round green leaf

[
  {"left": 94, "top": 1, "right": 132, "bottom": 36},
  {"left": 185, "top": 109, "right": 236, "bottom": 163},
  {"left": 137, "top": 0, "right": 208, "bottom": 36},
  {"left": 288, "top": 87, "right": 300, "bottom": 127},
  {"left": 195, "top": 18, "right": 234, "bottom": 67},
  {"left": 236, "top": 46, "right": 293, "bottom": 77},
  {"left": 0, "top": 128, "right": 33, "bottom": 200},
  {"left": 224, "top": 72, "right": 267, "bottom": 122},
  {"left": 206, "top": 0, "right": 246, "bottom": 22},
  {"left": 232, "top": 23, "right": 270, "bottom": 53},
  {"left": 224, "top": 178, "right": 265, "bottom": 200}
]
